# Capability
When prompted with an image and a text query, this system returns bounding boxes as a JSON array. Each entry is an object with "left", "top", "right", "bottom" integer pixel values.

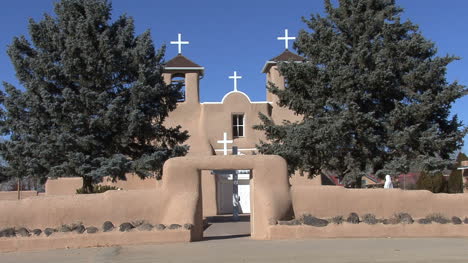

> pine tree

[
  {"left": 0, "top": 0, "right": 188, "bottom": 192},
  {"left": 255, "top": 0, "right": 467, "bottom": 187},
  {"left": 447, "top": 152, "right": 468, "bottom": 193},
  {"left": 416, "top": 171, "right": 447, "bottom": 193}
]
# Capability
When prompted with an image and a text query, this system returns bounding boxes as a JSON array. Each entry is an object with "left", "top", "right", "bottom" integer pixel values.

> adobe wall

[
  {"left": 0, "top": 191, "right": 38, "bottom": 201},
  {"left": 264, "top": 185, "right": 468, "bottom": 240},
  {"left": 43, "top": 175, "right": 159, "bottom": 192},
  {"left": 0, "top": 189, "right": 191, "bottom": 229},
  {"left": 268, "top": 224, "right": 468, "bottom": 239},
  {"left": 45, "top": 177, "right": 83, "bottom": 196},
  {"left": 4, "top": 154, "right": 468, "bottom": 252},
  {"left": 0, "top": 170, "right": 198, "bottom": 252},
  {"left": 201, "top": 170, "right": 218, "bottom": 217},
  {"left": 41, "top": 174, "right": 218, "bottom": 218},
  {"left": 201, "top": 92, "right": 270, "bottom": 152},
  {"left": 0, "top": 155, "right": 290, "bottom": 247},
  {"left": 291, "top": 185, "right": 468, "bottom": 218},
  {"left": 165, "top": 101, "right": 211, "bottom": 156},
  {"left": 40, "top": 174, "right": 218, "bottom": 218}
]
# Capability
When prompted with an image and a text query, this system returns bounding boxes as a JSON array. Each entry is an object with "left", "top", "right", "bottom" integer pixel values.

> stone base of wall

[
  {"left": 0, "top": 229, "right": 190, "bottom": 253},
  {"left": 268, "top": 224, "right": 468, "bottom": 240}
]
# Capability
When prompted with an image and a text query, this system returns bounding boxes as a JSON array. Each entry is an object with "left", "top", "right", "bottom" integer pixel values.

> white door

[
  {"left": 217, "top": 176, "right": 233, "bottom": 214},
  {"left": 238, "top": 179, "right": 250, "bottom": 214}
]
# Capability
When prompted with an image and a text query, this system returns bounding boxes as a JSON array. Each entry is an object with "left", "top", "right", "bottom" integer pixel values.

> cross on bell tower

[
  {"left": 170, "top": 33, "right": 190, "bottom": 54},
  {"left": 262, "top": 29, "right": 304, "bottom": 104},
  {"left": 164, "top": 33, "right": 204, "bottom": 105},
  {"left": 277, "top": 29, "right": 296, "bottom": 50}
]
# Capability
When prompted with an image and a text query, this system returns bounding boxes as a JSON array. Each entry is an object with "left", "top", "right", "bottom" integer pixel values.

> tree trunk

[
  {"left": 17, "top": 177, "right": 21, "bottom": 200},
  {"left": 82, "top": 176, "right": 93, "bottom": 193},
  {"left": 355, "top": 177, "right": 362, "bottom": 188}
]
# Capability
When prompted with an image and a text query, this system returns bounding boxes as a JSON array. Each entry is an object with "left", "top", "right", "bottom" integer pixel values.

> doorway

[
  {"left": 214, "top": 170, "right": 251, "bottom": 215},
  {"left": 204, "top": 169, "right": 252, "bottom": 240}
]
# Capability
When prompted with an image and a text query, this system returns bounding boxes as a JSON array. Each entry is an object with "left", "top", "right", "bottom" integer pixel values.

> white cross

[
  {"left": 170, "top": 33, "right": 189, "bottom": 54},
  {"left": 217, "top": 132, "right": 233, "bottom": 156},
  {"left": 277, "top": 29, "right": 296, "bottom": 50},
  {"left": 229, "top": 71, "right": 242, "bottom": 92}
]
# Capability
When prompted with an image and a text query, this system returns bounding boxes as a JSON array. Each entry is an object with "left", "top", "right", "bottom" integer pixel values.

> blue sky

[{"left": 1, "top": 0, "right": 467, "bottom": 153}]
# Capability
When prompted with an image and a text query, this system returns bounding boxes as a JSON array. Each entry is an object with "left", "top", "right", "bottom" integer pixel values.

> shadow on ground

[
  {"left": 203, "top": 214, "right": 251, "bottom": 240},
  {"left": 203, "top": 234, "right": 251, "bottom": 241}
]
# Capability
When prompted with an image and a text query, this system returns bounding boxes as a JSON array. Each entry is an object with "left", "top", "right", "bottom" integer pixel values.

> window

[
  {"left": 171, "top": 75, "right": 185, "bottom": 102},
  {"left": 232, "top": 114, "right": 244, "bottom": 138}
]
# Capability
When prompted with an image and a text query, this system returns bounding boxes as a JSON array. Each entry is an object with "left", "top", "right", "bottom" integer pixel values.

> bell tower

[
  {"left": 163, "top": 33, "right": 204, "bottom": 105},
  {"left": 262, "top": 29, "right": 304, "bottom": 105},
  {"left": 262, "top": 50, "right": 304, "bottom": 104},
  {"left": 164, "top": 55, "right": 204, "bottom": 104}
]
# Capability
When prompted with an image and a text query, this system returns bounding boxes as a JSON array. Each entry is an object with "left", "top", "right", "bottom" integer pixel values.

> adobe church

[{"left": 158, "top": 31, "right": 320, "bottom": 217}]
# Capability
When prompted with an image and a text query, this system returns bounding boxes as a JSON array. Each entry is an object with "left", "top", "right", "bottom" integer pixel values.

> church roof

[
  {"left": 164, "top": 54, "right": 204, "bottom": 74},
  {"left": 269, "top": 50, "right": 304, "bottom": 62},
  {"left": 261, "top": 50, "right": 305, "bottom": 73}
]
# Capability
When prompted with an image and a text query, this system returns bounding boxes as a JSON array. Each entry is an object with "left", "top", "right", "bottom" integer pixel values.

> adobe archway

[{"left": 160, "top": 155, "right": 292, "bottom": 240}]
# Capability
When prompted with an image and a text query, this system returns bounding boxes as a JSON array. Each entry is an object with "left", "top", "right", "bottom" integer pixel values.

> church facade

[{"left": 161, "top": 49, "right": 319, "bottom": 216}]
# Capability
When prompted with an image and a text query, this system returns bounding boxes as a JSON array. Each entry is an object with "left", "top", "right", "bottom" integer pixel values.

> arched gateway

[{"left": 160, "top": 155, "right": 292, "bottom": 240}]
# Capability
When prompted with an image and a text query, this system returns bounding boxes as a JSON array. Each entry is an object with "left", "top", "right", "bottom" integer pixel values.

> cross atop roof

[
  {"left": 229, "top": 71, "right": 242, "bottom": 92},
  {"left": 277, "top": 29, "right": 296, "bottom": 50},
  {"left": 170, "top": 33, "right": 190, "bottom": 54}
]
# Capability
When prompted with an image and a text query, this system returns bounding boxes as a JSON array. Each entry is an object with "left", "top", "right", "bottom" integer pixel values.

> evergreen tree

[
  {"left": 447, "top": 152, "right": 468, "bottom": 193},
  {"left": 0, "top": 0, "right": 188, "bottom": 192},
  {"left": 416, "top": 171, "right": 447, "bottom": 193},
  {"left": 255, "top": 0, "right": 467, "bottom": 186}
]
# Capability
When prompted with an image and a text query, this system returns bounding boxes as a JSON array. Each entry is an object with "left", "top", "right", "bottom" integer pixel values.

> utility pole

[{"left": 232, "top": 146, "right": 239, "bottom": 221}]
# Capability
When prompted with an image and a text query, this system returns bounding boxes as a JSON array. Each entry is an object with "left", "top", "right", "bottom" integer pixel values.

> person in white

[{"left": 384, "top": 175, "right": 394, "bottom": 189}]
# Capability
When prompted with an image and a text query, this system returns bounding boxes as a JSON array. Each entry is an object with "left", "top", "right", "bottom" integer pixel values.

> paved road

[
  {"left": 204, "top": 214, "right": 251, "bottom": 239},
  {"left": 2, "top": 237, "right": 468, "bottom": 262},
  {"left": 2, "top": 216, "right": 468, "bottom": 262}
]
